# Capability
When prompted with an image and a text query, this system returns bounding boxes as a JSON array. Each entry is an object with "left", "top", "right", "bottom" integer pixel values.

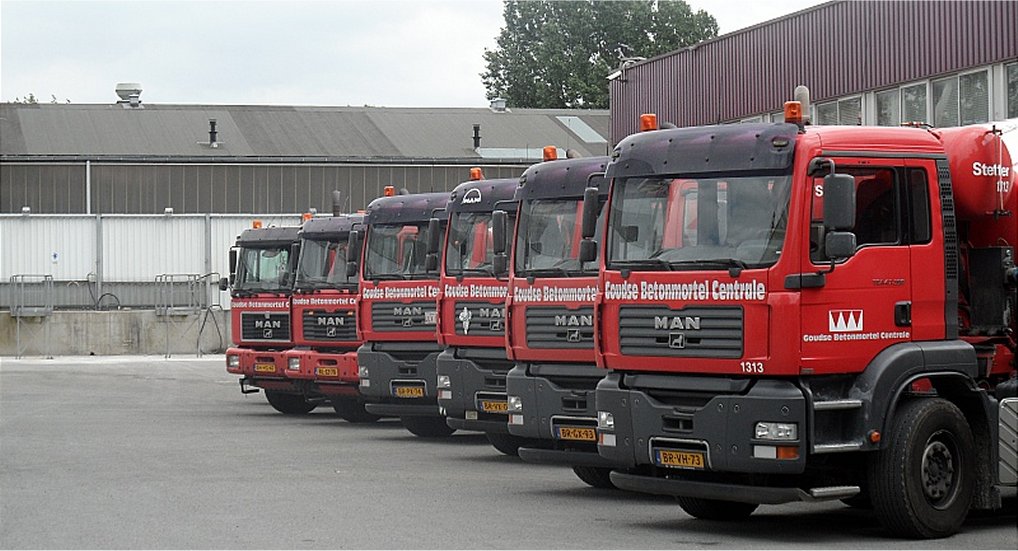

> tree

[{"left": 482, "top": 1, "right": 718, "bottom": 109}]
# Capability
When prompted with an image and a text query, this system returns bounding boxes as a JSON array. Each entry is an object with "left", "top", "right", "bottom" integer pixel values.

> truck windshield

[
  {"left": 235, "top": 246, "right": 292, "bottom": 292},
  {"left": 516, "top": 198, "right": 600, "bottom": 277},
  {"left": 444, "top": 212, "right": 506, "bottom": 276},
  {"left": 607, "top": 175, "right": 791, "bottom": 271},
  {"left": 295, "top": 239, "right": 354, "bottom": 289},
  {"left": 364, "top": 223, "right": 433, "bottom": 279}
]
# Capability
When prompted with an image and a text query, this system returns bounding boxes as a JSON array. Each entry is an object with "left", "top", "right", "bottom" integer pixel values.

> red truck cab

[
  {"left": 588, "top": 108, "right": 1016, "bottom": 538},
  {"left": 500, "top": 155, "right": 615, "bottom": 484},
  {"left": 282, "top": 213, "right": 377, "bottom": 422},
  {"left": 356, "top": 191, "right": 452, "bottom": 437},
  {"left": 434, "top": 175, "right": 520, "bottom": 453},
  {"left": 223, "top": 224, "right": 310, "bottom": 414}
]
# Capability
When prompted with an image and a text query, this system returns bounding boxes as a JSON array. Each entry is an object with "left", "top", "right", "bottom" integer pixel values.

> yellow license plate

[
  {"left": 656, "top": 449, "right": 706, "bottom": 470},
  {"left": 254, "top": 363, "right": 276, "bottom": 373},
  {"left": 556, "top": 427, "right": 596, "bottom": 441},
  {"left": 315, "top": 367, "right": 339, "bottom": 377},
  {"left": 394, "top": 386, "right": 425, "bottom": 398},
  {"left": 480, "top": 400, "right": 508, "bottom": 413}
]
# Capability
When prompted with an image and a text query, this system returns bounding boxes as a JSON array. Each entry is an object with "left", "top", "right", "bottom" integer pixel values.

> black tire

[
  {"left": 572, "top": 466, "right": 616, "bottom": 489},
  {"left": 401, "top": 416, "right": 456, "bottom": 438},
  {"left": 331, "top": 398, "right": 381, "bottom": 423},
  {"left": 264, "top": 391, "right": 316, "bottom": 415},
  {"left": 676, "top": 496, "right": 758, "bottom": 521},
  {"left": 867, "top": 398, "right": 975, "bottom": 539},
  {"left": 485, "top": 432, "right": 526, "bottom": 456}
]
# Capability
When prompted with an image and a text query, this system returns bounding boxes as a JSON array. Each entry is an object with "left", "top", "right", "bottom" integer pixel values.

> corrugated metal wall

[
  {"left": 0, "top": 213, "right": 302, "bottom": 309},
  {"left": 0, "top": 162, "right": 524, "bottom": 214},
  {"left": 610, "top": 0, "right": 1018, "bottom": 142}
]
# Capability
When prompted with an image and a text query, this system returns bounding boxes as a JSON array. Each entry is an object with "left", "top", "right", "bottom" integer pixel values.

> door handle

[{"left": 894, "top": 301, "right": 912, "bottom": 327}]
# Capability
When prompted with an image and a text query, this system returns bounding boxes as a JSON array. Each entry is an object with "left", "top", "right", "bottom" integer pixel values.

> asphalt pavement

[{"left": 1, "top": 355, "right": 1015, "bottom": 549}]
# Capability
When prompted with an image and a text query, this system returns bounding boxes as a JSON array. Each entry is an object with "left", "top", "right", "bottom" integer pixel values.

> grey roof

[{"left": 0, "top": 103, "right": 610, "bottom": 161}]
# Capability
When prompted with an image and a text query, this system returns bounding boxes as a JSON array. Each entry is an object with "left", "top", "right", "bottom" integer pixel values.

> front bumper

[
  {"left": 609, "top": 471, "right": 860, "bottom": 504},
  {"left": 596, "top": 372, "right": 807, "bottom": 475},
  {"left": 436, "top": 347, "right": 513, "bottom": 433},
  {"left": 507, "top": 362, "right": 608, "bottom": 466},
  {"left": 358, "top": 341, "right": 443, "bottom": 417},
  {"left": 282, "top": 348, "right": 359, "bottom": 397}
]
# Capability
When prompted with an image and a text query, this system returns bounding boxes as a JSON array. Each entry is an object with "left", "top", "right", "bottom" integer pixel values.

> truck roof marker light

[
  {"left": 542, "top": 145, "right": 557, "bottom": 161},
  {"left": 252, "top": 220, "right": 263, "bottom": 229},
  {"left": 784, "top": 101, "right": 803, "bottom": 126},
  {"left": 469, "top": 167, "right": 484, "bottom": 181},
  {"left": 302, "top": 212, "right": 313, "bottom": 222},
  {"left": 383, "top": 185, "right": 396, "bottom": 197},
  {"left": 639, "top": 113, "right": 658, "bottom": 132}
]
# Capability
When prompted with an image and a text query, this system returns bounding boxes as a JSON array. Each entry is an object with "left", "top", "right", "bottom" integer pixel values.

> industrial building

[{"left": 609, "top": 0, "right": 1018, "bottom": 140}]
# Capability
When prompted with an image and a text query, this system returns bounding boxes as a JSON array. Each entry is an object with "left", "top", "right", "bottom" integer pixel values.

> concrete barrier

[{"left": 0, "top": 309, "right": 230, "bottom": 357}]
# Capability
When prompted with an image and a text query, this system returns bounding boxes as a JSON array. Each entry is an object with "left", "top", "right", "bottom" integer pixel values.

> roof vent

[
  {"left": 489, "top": 98, "right": 507, "bottom": 112},
  {"left": 115, "top": 82, "right": 143, "bottom": 108}
]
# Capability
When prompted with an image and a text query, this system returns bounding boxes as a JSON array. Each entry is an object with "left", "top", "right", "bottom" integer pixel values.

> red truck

[
  {"left": 223, "top": 224, "right": 311, "bottom": 414},
  {"left": 586, "top": 101, "right": 1017, "bottom": 537},
  {"left": 499, "top": 154, "right": 618, "bottom": 484},
  {"left": 356, "top": 190, "right": 453, "bottom": 437},
  {"left": 434, "top": 173, "right": 521, "bottom": 453},
  {"left": 282, "top": 213, "right": 378, "bottom": 422}
]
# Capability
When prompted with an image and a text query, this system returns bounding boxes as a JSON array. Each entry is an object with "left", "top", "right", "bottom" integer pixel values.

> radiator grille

[
  {"left": 453, "top": 302, "right": 505, "bottom": 336},
  {"left": 618, "top": 306, "right": 742, "bottom": 358},
  {"left": 240, "top": 311, "right": 291, "bottom": 342},
  {"left": 371, "top": 301, "right": 437, "bottom": 332},
  {"left": 301, "top": 310, "right": 357, "bottom": 341},
  {"left": 526, "top": 306, "right": 595, "bottom": 349}
]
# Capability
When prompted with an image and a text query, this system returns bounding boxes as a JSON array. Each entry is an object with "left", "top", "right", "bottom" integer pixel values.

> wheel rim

[{"left": 920, "top": 430, "right": 959, "bottom": 509}]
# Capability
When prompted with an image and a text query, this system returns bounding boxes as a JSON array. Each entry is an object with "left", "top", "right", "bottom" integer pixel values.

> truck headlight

[
  {"left": 287, "top": 357, "right": 301, "bottom": 371},
  {"left": 358, "top": 366, "right": 369, "bottom": 378},
  {"left": 597, "top": 411, "right": 614, "bottom": 430},
  {"left": 507, "top": 395, "right": 522, "bottom": 413},
  {"left": 227, "top": 355, "right": 240, "bottom": 368},
  {"left": 437, "top": 375, "right": 451, "bottom": 389},
  {"left": 754, "top": 421, "right": 798, "bottom": 441}
]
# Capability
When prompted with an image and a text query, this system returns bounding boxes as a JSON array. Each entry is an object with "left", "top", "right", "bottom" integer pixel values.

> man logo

[
  {"left": 566, "top": 329, "right": 582, "bottom": 343},
  {"left": 263, "top": 328, "right": 273, "bottom": 339},
  {"left": 489, "top": 319, "right": 502, "bottom": 332},
  {"left": 326, "top": 326, "right": 337, "bottom": 338},
  {"left": 462, "top": 188, "right": 482, "bottom": 205},
  {"left": 402, "top": 317, "right": 414, "bottom": 328},
  {"left": 668, "top": 332, "right": 686, "bottom": 349},
  {"left": 829, "top": 309, "right": 863, "bottom": 332}
]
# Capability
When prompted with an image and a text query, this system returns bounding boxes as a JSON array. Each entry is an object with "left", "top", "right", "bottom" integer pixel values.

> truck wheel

[
  {"left": 331, "top": 399, "right": 381, "bottom": 423},
  {"left": 676, "top": 496, "right": 758, "bottom": 520},
  {"left": 867, "top": 398, "right": 975, "bottom": 539},
  {"left": 264, "top": 391, "right": 316, "bottom": 415},
  {"left": 485, "top": 432, "right": 526, "bottom": 456},
  {"left": 572, "top": 466, "right": 615, "bottom": 489},
  {"left": 401, "top": 416, "right": 456, "bottom": 438}
]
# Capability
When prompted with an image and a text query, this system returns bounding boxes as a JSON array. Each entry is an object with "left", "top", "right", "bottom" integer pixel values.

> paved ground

[{"left": 1, "top": 355, "right": 1015, "bottom": 549}]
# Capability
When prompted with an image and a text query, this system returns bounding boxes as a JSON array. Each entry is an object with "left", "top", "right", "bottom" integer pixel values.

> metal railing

[
  {"left": 154, "top": 273, "right": 225, "bottom": 357},
  {"left": 10, "top": 274, "right": 54, "bottom": 358}
]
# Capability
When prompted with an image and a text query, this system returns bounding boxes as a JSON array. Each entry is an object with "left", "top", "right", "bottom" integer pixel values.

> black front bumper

[
  {"left": 506, "top": 362, "right": 609, "bottom": 466},
  {"left": 358, "top": 341, "right": 443, "bottom": 417},
  {"left": 596, "top": 372, "right": 808, "bottom": 475},
  {"left": 609, "top": 471, "right": 859, "bottom": 504},
  {"left": 436, "top": 347, "right": 513, "bottom": 433}
]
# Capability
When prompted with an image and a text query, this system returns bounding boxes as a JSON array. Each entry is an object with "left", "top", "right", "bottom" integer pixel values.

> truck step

[
  {"left": 813, "top": 442, "right": 863, "bottom": 453},
  {"left": 808, "top": 486, "right": 861, "bottom": 500},
  {"left": 813, "top": 399, "right": 863, "bottom": 411}
]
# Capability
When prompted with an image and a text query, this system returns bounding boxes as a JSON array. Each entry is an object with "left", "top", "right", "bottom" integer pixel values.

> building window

[
  {"left": 901, "top": 83, "right": 927, "bottom": 123},
  {"left": 932, "top": 76, "right": 959, "bottom": 127},
  {"left": 876, "top": 89, "right": 900, "bottom": 126},
  {"left": 815, "top": 97, "right": 862, "bottom": 126},
  {"left": 933, "top": 70, "right": 990, "bottom": 127},
  {"left": 1008, "top": 63, "right": 1018, "bottom": 119}
]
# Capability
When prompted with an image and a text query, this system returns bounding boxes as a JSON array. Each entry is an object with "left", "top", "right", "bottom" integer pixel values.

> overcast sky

[{"left": 1, "top": 0, "right": 826, "bottom": 107}]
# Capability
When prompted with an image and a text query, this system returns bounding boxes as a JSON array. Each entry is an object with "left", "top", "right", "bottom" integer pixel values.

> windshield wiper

[
  {"left": 457, "top": 267, "right": 495, "bottom": 277},
  {"left": 670, "top": 258, "right": 750, "bottom": 276},
  {"left": 609, "top": 259, "right": 673, "bottom": 271},
  {"left": 368, "top": 273, "right": 408, "bottom": 281}
]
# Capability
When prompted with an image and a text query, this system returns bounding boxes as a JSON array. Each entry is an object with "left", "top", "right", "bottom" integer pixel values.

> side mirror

[
  {"left": 579, "top": 239, "right": 598, "bottom": 263},
  {"left": 228, "top": 248, "right": 238, "bottom": 285},
  {"left": 580, "top": 187, "right": 600, "bottom": 239},
  {"left": 822, "top": 174, "right": 856, "bottom": 232},
  {"left": 290, "top": 242, "right": 300, "bottom": 262},
  {"left": 218, "top": 277, "right": 229, "bottom": 291},
  {"left": 425, "top": 253, "right": 439, "bottom": 272},
  {"left": 825, "top": 232, "right": 857, "bottom": 260},
  {"left": 346, "top": 230, "right": 361, "bottom": 277},
  {"left": 493, "top": 253, "right": 507, "bottom": 276},
  {"left": 346, "top": 260, "right": 359, "bottom": 278},
  {"left": 619, "top": 225, "right": 639, "bottom": 243},
  {"left": 492, "top": 210, "right": 507, "bottom": 255},
  {"left": 426, "top": 218, "right": 442, "bottom": 255}
]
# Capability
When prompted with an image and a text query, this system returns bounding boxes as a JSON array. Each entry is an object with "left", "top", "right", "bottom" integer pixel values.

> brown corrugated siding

[{"left": 610, "top": 0, "right": 1018, "bottom": 142}]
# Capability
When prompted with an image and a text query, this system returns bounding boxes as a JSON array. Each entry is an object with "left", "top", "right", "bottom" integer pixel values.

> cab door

[{"left": 799, "top": 158, "right": 914, "bottom": 375}]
